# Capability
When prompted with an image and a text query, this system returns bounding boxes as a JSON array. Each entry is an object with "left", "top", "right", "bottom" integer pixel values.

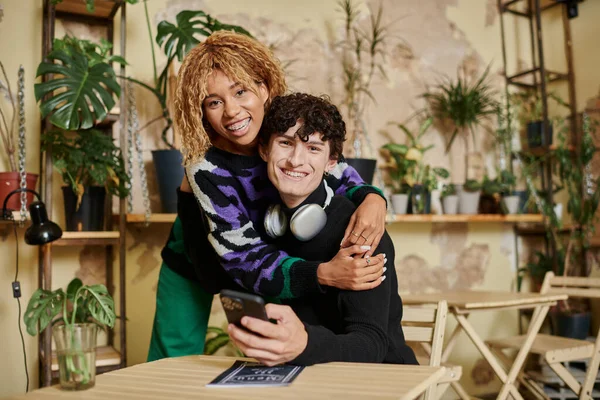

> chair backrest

[
  {"left": 401, "top": 300, "right": 448, "bottom": 367},
  {"left": 540, "top": 271, "right": 600, "bottom": 299}
]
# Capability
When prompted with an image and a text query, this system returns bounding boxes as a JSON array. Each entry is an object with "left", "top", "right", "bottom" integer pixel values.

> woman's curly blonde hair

[{"left": 175, "top": 31, "right": 287, "bottom": 165}]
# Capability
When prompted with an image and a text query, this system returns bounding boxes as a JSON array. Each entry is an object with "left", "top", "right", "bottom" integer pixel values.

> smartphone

[{"left": 219, "top": 289, "right": 269, "bottom": 328}]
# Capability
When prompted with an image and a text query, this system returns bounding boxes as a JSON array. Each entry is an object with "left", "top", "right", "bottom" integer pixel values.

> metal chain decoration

[
  {"left": 126, "top": 80, "right": 151, "bottom": 225},
  {"left": 17, "top": 65, "right": 27, "bottom": 224}
]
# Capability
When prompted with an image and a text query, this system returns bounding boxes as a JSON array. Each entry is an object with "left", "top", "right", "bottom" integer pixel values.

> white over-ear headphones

[{"left": 264, "top": 181, "right": 334, "bottom": 242}]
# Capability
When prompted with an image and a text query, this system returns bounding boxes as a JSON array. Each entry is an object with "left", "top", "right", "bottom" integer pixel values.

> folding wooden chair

[
  {"left": 402, "top": 300, "right": 462, "bottom": 400},
  {"left": 487, "top": 272, "right": 600, "bottom": 400}
]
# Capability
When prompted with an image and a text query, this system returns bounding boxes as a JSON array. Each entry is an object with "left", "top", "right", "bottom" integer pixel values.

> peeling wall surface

[{"left": 1, "top": 0, "right": 600, "bottom": 397}]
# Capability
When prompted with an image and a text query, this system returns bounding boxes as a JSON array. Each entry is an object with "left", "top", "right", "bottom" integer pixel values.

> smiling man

[{"left": 227, "top": 93, "right": 417, "bottom": 367}]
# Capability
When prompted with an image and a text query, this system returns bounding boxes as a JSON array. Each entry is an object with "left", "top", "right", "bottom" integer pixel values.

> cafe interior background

[{"left": 1, "top": 0, "right": 600, "bottom": 397}]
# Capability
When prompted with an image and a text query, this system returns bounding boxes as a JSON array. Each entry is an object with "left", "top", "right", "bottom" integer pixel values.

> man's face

[{"left": 260, "top": 121, "right": 337, "bottom": 208}]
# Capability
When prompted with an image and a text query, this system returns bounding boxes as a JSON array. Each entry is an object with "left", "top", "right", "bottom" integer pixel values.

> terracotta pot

[{"left": 0, "top": 172, "right": 39, "bottom": 211}]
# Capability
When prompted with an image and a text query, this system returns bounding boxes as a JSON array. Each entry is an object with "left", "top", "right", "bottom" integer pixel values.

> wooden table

[
  {"left": 10, "top": 355, "right": 446, "bottom": 400},
  {"left": 403, "top": 291, "right": 568, "bottom": 400}
]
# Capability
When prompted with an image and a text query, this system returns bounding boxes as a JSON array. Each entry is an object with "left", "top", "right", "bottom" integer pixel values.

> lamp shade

[{"left": 24, "top": 201, "right": 62, "bottom": 245}]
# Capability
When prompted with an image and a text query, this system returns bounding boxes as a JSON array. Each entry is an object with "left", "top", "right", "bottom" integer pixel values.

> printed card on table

[{"left": 207, "top": 360, "right": 304, "bottom": 388}]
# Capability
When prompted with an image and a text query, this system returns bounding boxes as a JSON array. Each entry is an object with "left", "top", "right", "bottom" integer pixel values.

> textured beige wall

[{"left": 1, "top": 0, "right": 600, "bottom": 397}]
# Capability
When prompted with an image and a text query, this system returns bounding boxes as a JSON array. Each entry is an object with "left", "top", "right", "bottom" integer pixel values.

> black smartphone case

[{"left": 220, "top": 289, "right": 269, "bottom": 327}]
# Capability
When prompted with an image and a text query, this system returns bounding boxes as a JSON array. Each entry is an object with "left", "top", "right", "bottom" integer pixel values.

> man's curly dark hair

[{"left": 260, "top": 93, "right": 346, "bottom": 159}]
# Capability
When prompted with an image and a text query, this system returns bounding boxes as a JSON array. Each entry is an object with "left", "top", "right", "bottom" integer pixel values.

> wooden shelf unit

[{"left": 38, "top": 0, "right": 128, "bottom": 388}]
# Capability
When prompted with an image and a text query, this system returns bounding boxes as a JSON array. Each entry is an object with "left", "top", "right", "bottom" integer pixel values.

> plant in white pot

[
  {"left": 459, "top": 178, "right": 481, "bottom": 214},
  {"left": 24, "top": 278, "right": 116, "bottom": 390},
  {"left": 497, "top": 169, "right": 519, "bottom": 214},
  {"left": 440, "top": 183, "right": 458, "bottom": 215}
]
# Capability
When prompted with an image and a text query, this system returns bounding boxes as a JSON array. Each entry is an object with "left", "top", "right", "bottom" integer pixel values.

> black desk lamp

[{"left": 1, "top": 188, "right": 62, "bottom": 245}]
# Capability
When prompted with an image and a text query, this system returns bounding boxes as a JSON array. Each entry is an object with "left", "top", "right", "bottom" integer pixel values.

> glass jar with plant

[
  {"left": 422, "top": 65, "right": 498, "bottom": 182},
  {"left": 440, "top": 183, "right": 459, "bottom": 215},
  {"left": 459, "top": 178, "right": 482, "bottom": 214},
  {"left": 41, "top": 129, "right": 130, "bottom": 231},
  {"left": 23, "top": 278, "right": 116, "bottom": 390},
  {"left": 408, "top": 162, "right": 449, "bottom": 215}
]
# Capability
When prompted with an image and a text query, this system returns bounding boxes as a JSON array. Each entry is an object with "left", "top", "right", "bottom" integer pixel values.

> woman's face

[{"left": 202, "top": 70, "right": 269, "bottom": 155}]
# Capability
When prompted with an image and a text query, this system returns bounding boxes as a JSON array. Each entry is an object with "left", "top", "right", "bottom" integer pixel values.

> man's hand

[
  {"left": 342, "top": 193, "right": 387, "bottom": 257},
  {"left": 317, "top": 244, "right": 387, "bottom": 290},
  {"left": 228, "top": 304, "right": 308, "bottom": 366}
]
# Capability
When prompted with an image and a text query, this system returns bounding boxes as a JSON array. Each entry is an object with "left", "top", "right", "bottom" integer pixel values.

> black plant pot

[
  {"left": 527, "top": 121, "right": 553, "bottom": 148},
  {"left": 551, "top": 311, "right": 591, "bottom": 340},
  {"left": 344, "top": 158, "right": 377, "bottom": 185},
  {"left": 514, "top": 190, "right": 529, "bottom": 214},
  {"left": 152, "top": 149, "right": 185, "bottom": 213},
  {"left": 478, "top": 194, "right": 501, "bottom": 214},
  {"left": 62, "top": 186, "right": 106, "bottom": 231}
]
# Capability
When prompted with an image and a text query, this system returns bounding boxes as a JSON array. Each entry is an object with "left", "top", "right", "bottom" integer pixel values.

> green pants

[{"left": 147, "top": 263, "right": 213, "bottom": 362}]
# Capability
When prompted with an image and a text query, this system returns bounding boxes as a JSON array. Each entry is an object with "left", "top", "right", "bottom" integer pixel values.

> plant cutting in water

[{"left": 23, "top": 278, "right": 116, "bottom": 387}]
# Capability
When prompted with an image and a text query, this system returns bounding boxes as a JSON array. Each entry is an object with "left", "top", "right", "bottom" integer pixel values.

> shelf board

[
  {"left": 0, "top": 211, "right": 30, "bottom": 224},
  {"left": 123, "top": 213, "right": 177, "bottom": 224},
  {"left": 53, "top": 231, "right": 120, "bottom": 246},
  {"left": 55, "top": 0, "right": 122, "bottom": 20},
  {"left": 387, "top": 214, "right": 543, "bottom": 223},
  {"left": 43, "top": 345, "right": 121, "bottom": 372}
]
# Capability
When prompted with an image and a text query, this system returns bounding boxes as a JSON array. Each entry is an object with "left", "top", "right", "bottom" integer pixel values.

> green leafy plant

[
  {"left": 423, "top": 65, "right": 498, "bottom": 154},
  {"left": 440, "top": 183, "right": 457, "bottom": 198},
  {"left": 125, "top": 5, "right": 251, "bottom": 148},
  {"left": 336, "top": 0, "right": 400, "bottom": 157},
  {"left": 518, "top": 114, "right": 600, "bottom": 310},
  {"left": 497, "top": 169, "right": 517, "bottom": 195},
  {"left": 516, "top": 250, "right": 560, "bottom": 292},
  {"left": 381, "top": 117, "right": 434, "bottom": 194},
  {"left": 41, "top": 129, "right": 130, "bottom": 207},
  {"left": 463, "top": 178, "right": 482, "bottom": 192},
  {"left": 34, "top": 36, "right": 124, "bottom": 131},
  {"left": 510, "top": 89, "right": 570, "bottom": 126},
  {"left": 23, "top": 278, "right": 116, "bottom": 385}
]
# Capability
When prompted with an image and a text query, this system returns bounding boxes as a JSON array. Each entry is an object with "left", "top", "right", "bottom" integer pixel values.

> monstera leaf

[
  {"left": 23, "top": 289, "right": 65, "bottom": 336},
  {"left": 34, "top": 43, "right": 121, "bottom": 130},
  {"left": 81, "top": 284, "right": 116, "bottom": 329},
  {"left": 156, "top": 10, "right": 251, "bottom": 63}
]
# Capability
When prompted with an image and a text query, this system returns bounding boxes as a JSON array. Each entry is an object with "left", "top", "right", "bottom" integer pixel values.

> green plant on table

[
  {"left": 23, "top": 278, "right": 116, "bottom": 385},
  {"left": 41, "top": 129, "right": 130, "bottom": 208}
]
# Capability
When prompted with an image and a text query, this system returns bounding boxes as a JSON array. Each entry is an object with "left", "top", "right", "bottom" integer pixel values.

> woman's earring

[{"left": 324, "top": 171, "right": 330, "bottom": 177}]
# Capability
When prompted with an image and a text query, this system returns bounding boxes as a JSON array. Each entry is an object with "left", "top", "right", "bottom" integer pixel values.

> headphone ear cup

[
  {"left": 264, "top": 204, "right": 288, "bottom": 238},
  {"left": 290, "top": 204, "right": 327, "bottom": 242}
]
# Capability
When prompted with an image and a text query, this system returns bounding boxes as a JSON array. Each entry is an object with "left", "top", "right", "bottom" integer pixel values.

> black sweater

[{"left": 274, "top": 182, "right": 417, "bottom": 366}]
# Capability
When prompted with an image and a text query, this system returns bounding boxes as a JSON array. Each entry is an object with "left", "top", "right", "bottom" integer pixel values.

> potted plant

[
  {"left": 335, "top": 0, "right": 394, "bottom": 184},
  {"left": 41, "top": 129, "right": 130, "bottom": 231},
  {"left": 125, "top": 5, "right": 251, "bottom": 212},
  {"left": 440, "top": 183, "right": 459, "bottom": 215},
  {"left": 520, "top": 114, "right": 600, "bottom": 339},
  {"left": 479, "top": 175, "right": 503, "bottom": 214},
  {"left": 497, "top": 169, "right": 519, "bottom": 214},
  {"left": 23, "top": 278, "right": 116, "bottom": 390},
  {"left": 510, "top": 89, "right": 570, "bottom": 149},
  {"left": 408, "top": 163, "right": 449, "bottom": 215},
  {"left": 459, "top": 178, "right": 482, "bottom": 214},
  {"left": 0, "top": 61, "right": 38, "bottom": 210},
  {"left": 422, "top": 65, "right": 498, "bottom": 182},
  {"left": 381, "top": 117, "right": 434, "bottom": 215},
  {"left": 516, "top": 250, "right": 560, "bottom": 293}
]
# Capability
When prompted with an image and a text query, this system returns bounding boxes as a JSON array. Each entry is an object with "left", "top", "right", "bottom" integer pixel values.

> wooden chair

[
  {"left": 402, "top": 300, "right": 462, "bottom": 400},
  {"left": 486, "top": 272, "right": 600, "bottom": 400}
]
